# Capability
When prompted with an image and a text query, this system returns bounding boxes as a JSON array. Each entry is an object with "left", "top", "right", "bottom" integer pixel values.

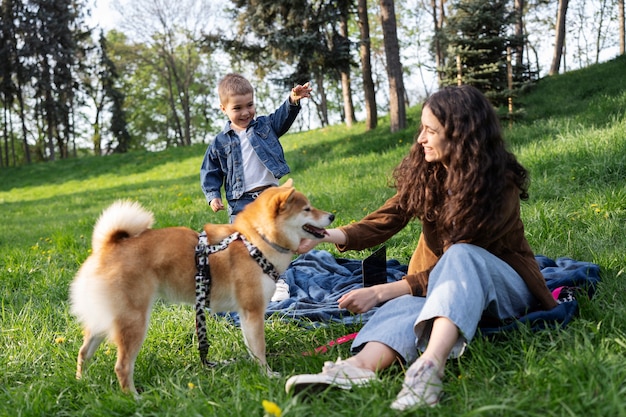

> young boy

[
  {"left": 200, "top": 73, "right": 312, "bottom": 301},
  {"left": 200, "top": 73, "right": 311, "bottom": 222}
]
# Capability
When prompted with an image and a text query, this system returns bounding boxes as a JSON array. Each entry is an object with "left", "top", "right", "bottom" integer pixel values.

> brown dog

[{"left": 69, "top": 179, "right": 334, "bottom": 394}]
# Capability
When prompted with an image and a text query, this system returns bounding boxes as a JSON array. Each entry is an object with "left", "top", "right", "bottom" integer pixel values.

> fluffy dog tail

[
  {"left": 70, "top": 200, "right": 154, "bottom": 338},
  {"left": 91, "top": 200, "right": 154, "bottom": 253}
]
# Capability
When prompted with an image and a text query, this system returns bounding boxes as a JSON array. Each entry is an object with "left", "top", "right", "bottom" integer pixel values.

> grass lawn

[{"left": 1, "top": 55, "right": 625, "bottom": 416}]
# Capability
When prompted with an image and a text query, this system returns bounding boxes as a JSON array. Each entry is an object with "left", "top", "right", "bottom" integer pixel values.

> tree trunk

[
  {"left": 2, "top": 106, "right": 7, "bottom": 167},
  {"left": 619, "top": 0, "right": 625, "bottom": 55},
  {"left": 594, "top": 0, "right": 609, "bottom": 64},
  {"left": 339, "top": 4, "right": 356, "bottom": 128},
  {"left": 357, "top": 0, "right": 377, "bottom": 130},
  {"left": 514, "top": 0, "right": 525, "bottom": 69},
  {"left": 431, "top": 0, "right": 446, "bottom": 83},
  {"left": 16, "top": 80, "right": 31, "bottom": 164},
  {"left": 314, "top": 72, "right": 330, "bottom": 126},
  {"left": 379, "top": 0, "right": 406, "bottom": 132},
  {"left": 549, "top": 0, "right": 569, "bottom": 75}
]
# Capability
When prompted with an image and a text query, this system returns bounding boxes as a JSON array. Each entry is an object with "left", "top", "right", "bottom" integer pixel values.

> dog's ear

[
  {"left": 275, "top": 188, "right": 296, "bottom": 213},
  {"left": 281, "top": 178, "right": 294, "bottom": 188}
]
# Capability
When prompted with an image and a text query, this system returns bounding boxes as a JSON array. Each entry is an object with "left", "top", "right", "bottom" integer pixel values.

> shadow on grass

[
  {"left": 0, "top": 174, "right": 218, "bottom": 248},
  {"left": 0, "top": 143, "right": 207, "bottom": 192}
]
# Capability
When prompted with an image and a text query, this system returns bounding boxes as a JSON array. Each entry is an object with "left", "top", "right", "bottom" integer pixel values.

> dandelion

[
  {"left": 262, "top": 400, "right": 282, "bottom": 417},
  {"left": 188, "top": 382, "right": 195, "bottom": 390},
  {"left": 55, "top": 336, "right": 65, "bottom": 344}
]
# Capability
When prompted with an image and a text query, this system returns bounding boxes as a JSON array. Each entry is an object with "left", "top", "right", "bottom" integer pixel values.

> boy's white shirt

[{"left": 237, "top": 129, "right": 278, "bottom": 192}]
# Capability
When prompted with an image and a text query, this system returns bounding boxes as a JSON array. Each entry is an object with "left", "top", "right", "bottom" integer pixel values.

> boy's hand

[
  {"left": 209, "top": 198, "right": 224, "bottom": 212},
  {"left": 291, "top": 82, "right": 312, "bottom": 104}
]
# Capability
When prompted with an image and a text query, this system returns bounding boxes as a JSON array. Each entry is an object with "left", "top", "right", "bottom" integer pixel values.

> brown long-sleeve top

[{"left": 335, "top": 183, "right": 558, "bottom": 311}]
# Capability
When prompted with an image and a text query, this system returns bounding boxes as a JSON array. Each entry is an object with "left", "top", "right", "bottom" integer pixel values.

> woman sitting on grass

[{"left": 287, "top": 85, "right": 558, "bottom": 411}]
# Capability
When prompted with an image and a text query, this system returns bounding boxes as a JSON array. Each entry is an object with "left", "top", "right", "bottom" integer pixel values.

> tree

[
  {"left": 513, "top": 0, "right": 525, "bottom": 70},
  {"left": 15, "top": 0, "right": 91, "bottom": 161},
  {"left": 223, "top": 0, "right": 357, "bottom": 128},
  {"left": 1, "top": 0, "right": 33, "bottom": 165},
  {"left": 430, "top": 0, "right": 447, "bottom": 84},
  {"left": 379, "top": 0, "right": 406, "bottom": 132},
  {"left": 440, "top": 0, "right": 523, "bottom": 106},
  {"left": 115, "top": 0, "right": 216, "bottom": 147},
  {"left": 338, "top": 0, "right": 356, "bottom": 128},
  {"left": 549, "top": 0, "right": 569, "bottom": 75},
  {"left": 357, "top": 0, "right": 378, "bottom": 130},
  {"left": 0, "top": 0, "right": 17, "bottom": 167},
  {"left": 98, "top": 33, "right": 131, "bottom": 153},
  {"left": 617, "top": 0, "right": 626, "bottom": 55}
]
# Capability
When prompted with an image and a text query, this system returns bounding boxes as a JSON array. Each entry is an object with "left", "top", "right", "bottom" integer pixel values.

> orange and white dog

[{"left": 69, "top": 179, "right": 334, "bottom": 394}]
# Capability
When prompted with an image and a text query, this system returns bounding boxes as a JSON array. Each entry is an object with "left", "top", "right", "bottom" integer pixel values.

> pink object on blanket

[{"left": 552, "top": 287, "right": 564, "bottom": 300}]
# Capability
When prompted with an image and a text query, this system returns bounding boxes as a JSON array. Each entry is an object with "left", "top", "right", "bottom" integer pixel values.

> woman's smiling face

[{"left": 417, "top": 105, "right": 450, "bottom": 166}]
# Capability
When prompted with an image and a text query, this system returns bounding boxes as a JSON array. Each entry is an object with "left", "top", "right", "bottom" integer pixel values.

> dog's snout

[{"left": 328, "top": 213, "right": 335, "bottom": 222}]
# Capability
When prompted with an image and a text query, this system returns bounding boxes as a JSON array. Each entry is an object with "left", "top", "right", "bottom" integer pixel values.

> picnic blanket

[{"left": 221, "top": 250, "right": 601, "bottom": 334}]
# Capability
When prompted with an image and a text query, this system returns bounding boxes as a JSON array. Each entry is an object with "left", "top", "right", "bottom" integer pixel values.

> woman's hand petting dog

[{"left": 295, "top": 238, "right": 317, "bottom": 254}]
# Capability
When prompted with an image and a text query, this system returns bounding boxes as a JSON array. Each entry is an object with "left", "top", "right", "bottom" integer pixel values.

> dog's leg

[
  {"left": 239, "top": 308, "right": 278, "bottom": 377},
  {"left": 76, "top": 329, "right": 105, "bottom": 380},
  {"left": 111, "top": 316, "right": 149, "bottom": 395}
]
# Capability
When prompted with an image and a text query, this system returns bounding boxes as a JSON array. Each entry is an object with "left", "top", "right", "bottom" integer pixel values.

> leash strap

[
  {"left": 194, "top": 231, "right": 281, "bottom": 365},
  {"left": 194, "top": 231, "right": 213, "bottom": 366},
  {"left": 239, "top": 236, "right": 282, "bottom": 281}
]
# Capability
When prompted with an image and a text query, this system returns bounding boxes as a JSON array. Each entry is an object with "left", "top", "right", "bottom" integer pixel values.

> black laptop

[{"left": 362, "top": 246, "right": 387, "bottom": 287}]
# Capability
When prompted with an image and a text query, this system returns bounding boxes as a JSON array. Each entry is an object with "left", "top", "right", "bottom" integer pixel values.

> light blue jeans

[{"left": 351, "top": 243, "right": 537, "bottom": 363}]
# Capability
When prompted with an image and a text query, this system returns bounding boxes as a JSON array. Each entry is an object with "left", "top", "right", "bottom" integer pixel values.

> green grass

[{"left": 1, "top": 55, "right": 625, "bottom": 416}]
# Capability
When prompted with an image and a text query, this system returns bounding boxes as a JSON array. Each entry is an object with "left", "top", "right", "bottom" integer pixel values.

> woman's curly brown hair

[{"left": 392, "top": 85, "right": 529, "bottom": 244}]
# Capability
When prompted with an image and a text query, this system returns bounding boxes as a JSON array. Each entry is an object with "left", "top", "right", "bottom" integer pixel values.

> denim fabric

[
  {"left": 351, "top": 243, "right": 536, "bottom": 364},
  {"left": 200, "top": 99, "right": 300, "bottom": 208},
  {"left": 227, "top": 193, "right": 256, "bottom": 223}
]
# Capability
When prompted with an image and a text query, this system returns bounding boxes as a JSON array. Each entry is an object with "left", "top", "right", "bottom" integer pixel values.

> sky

[{"left": 88, "top": 0, "right": 121, "bottom": 31}]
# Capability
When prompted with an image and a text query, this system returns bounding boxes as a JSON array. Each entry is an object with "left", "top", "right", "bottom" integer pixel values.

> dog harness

[{"left": 194, "top": 231, "right": 281, "bottom": 366}]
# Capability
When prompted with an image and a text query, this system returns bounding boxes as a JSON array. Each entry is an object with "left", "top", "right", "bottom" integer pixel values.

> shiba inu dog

[{"left": 70, "top": 179, "right": 334, "bottom": 394}]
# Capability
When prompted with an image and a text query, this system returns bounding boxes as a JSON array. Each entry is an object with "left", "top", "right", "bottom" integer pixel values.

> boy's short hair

[{"left": 218, "top": 74, "right": 254, "bottom": 105}]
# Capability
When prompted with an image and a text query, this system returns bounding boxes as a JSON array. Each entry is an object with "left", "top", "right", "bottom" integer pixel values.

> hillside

[{"left": 0, "top": 54, "right": 625, "bottom": 417}]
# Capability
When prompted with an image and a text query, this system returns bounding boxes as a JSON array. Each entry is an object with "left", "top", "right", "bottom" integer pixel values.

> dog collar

[{"left": 259, "top": 232, "right": 293, "bottom": 254}]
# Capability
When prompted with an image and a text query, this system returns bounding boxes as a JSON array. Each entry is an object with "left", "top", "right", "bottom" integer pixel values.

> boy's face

[{"left": 221, "top": 93, "right": 255, "bottom": 132}]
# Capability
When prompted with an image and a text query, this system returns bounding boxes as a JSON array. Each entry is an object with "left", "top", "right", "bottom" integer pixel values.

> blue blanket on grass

[{"left": 223, "top": 250, "right": 601, "bottom": 334}]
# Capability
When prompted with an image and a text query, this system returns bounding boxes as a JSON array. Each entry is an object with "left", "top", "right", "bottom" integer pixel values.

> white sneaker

[
  {"left": 390, "top": 358, "right": 442, "bottom": 410},
  {"left": 285, "top": 358, "right": 377, "bottom": 394},
  {"left": 271, "top": 279, "right": 290, "bottom": 302}
]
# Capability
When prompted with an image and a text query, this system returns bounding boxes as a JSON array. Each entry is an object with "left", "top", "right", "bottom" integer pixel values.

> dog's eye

[{"left": 304, "top": 207, "right": 311, "bottom": 212}]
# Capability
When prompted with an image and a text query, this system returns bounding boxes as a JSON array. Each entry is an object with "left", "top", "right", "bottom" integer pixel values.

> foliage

[
  {"left": 0, "top": 0, "right": 92, "bottom": 164},
  {"left": 103, "top": 3, "right": 219, "bottom": 150},
  {"left": 440, "top": 0, "right": 528, "bottom": 106},
  {"left": 99, "top": 32, "right": 132, "bottom": 154},
  {"left": 2, "top": 0, "right": 623, "bottom": 165},
  {"left": 219, "top": 0, "right": 356, "bottom": 127},
  {"left": 1, "top": 55, "right": 625, "bottom": 416}
]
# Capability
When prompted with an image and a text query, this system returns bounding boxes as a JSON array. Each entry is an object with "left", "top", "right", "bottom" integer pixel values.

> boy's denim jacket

[{"left": 200, "top": 99, "right": 301, "bottom": 205}]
